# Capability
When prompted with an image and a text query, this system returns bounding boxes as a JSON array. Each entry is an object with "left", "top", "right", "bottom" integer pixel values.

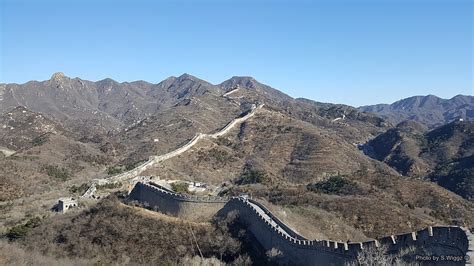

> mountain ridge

[
  {"left": 1, "top": 72, "right": 473, "bottom": 265},
  {"left": 366, "top": 120, "right": 474, "bottom": 201},
  {"left": 359, "top": 94, "right": 474, "bottom": 128}
]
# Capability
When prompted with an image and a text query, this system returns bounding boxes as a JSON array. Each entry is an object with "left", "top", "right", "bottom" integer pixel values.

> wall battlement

[
  {"left": 129, "top": 182, "right": 227, "bottom": 221},
  {"left": 129, "top": 182, "right": 471, "bottom": 265},
  {"left": 145, "top": 182, "right": 229, "bottom": 203}
]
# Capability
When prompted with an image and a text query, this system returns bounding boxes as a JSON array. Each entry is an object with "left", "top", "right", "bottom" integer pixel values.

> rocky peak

[
  {"left": 177, "top": 73, "right": 195, "bottom": 81},
  {"left": 51, "top": 72, "right": 67, "bottom": 81},
  {"left": 50, "top": 72, "right": 70, "bottom": 89},
  {"left": 171, "top": 73, "right": 217, "bottom": 92},
  {"left": 219, "top": 76, "right": 259, "bottom": 90}
]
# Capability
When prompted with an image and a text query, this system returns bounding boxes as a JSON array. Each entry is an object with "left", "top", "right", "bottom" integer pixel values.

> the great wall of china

[
  {"left": 79, "top": 94, "right": 473, "bottom": 264},
  {"left": 129, "top": 182, "right": 473, "bottom": 265},
  {"left": 81, "top": 103, "right": 264, "bottom": 198}
]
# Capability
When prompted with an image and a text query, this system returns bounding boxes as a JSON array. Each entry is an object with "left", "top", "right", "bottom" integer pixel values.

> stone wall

[
  {"left": 82, "top": 104, "right": 264, "bottom": 198},
  {"left": 129, "top": 182, "right": 227, "bottom": 221},
  {"left": 247, "top": 198, "right": 307, "bottom": 240},
  {"left": 129, "top": 182, "right": 470, "bottom": 265},
  {"left": 217, "top": 198, "right": 469, "bottom": 265}
]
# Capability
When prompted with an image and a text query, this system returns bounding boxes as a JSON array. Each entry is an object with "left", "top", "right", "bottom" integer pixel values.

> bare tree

[
  {"left": 345, "top": 244, "right": 419, "bottom": 266},
  {"left": 266, "top": 247, "right": 284, "bottom": 261}
]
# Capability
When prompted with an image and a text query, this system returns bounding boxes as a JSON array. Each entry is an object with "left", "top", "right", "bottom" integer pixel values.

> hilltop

[
  {"left": 359, "top": 94, "right": 474, "bottom": 129},
  {"left": 366, "top": 120, "right": 473, "bottom": 201},
  {"left": 0, "top": 73, "right": 472, "bottom": 264}
]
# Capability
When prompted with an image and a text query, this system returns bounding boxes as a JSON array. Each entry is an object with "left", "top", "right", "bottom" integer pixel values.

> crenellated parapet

[
  {"left": 142, "top": 182, "right": 229, "bottom": 203},
  {"left": 246, "top": 198, "right": 307, "bottom": 240},
  {"left": 218, "top": 197, "right": 470, "bottom": 265},
  {"left": 129, "top": 182, "right": 471, "bottom": 265},
  {"left": 129, "top": 182, "right": 228, "bottom": 221}
]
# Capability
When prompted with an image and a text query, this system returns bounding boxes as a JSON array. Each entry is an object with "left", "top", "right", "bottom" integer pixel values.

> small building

[
  {"left": 193, "top": 182, "right": 206, "bottom": 188},
  {"left": 57, "top": 197, "right": 77, "bottom": 213}
]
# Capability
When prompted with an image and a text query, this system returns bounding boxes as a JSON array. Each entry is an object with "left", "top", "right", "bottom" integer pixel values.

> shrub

[
  {"left": 21, "top": 196, "right": 248, "bottom": 264},
  {"left": 239, "top": 170, "right": 268, "bottom": 185},
  {"left": 216, "top": 137, "right": 232, "bottom": 147},
  {"left": 107, "top": 166, "right": 123, "bottom": 175},
  {"left": 197, "top": 148, "right": 235, "bottom": 166},
  {"left": 107, "top": 161, "right": 144, "bottom": 176},
  {"left": 31, "top": 134, "right": 49, "bottom": 146},
  {"left": 69, "top": 183, "right": 90, "bottom": 195},
  {"left": 171, "top": 182, "right": 189, "bottom": 193},
  {"left": 307, "top": 176, "right": 361, "bottom": 195},
  {"left": 96, "top": 182, "right": 122, "bottom": 190},
  {"left": 347, "top": 244, "right": 418, "bottom": 266},
  {"left": 125, "top": 160, "right": 144, "bottom": 171},
  {"left": 42, "top": 165, "right": 70, "bottom": 181},
  {"left": 209, "top": 148, "right": 234, "bottom": 164},
  {"left": 7, "top": 217, "right": 42, "bottom": 240}
]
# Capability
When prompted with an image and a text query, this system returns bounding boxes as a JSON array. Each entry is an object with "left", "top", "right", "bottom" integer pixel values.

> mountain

[
  {"left": 1, "top": 73, "right": 472, "bottom": 265},
  {"left": 140, "top": 102, "right": 473, "bottom": 239},
  {"left": 0, "top": 106, "right": 110, "bottom": 201},
  {"left": 218, "top": 76, "right": 390, "bottom": 143},
  {"left": 0, "top": 106, "right": 68, "bottom": 151},
  {"left": 366, "top": 120, "right": 474, "bottom": 201},
  {"left": 0, "top": 73, "right": 227, "bottom": 139},
  {"left": 359, "top": 95, "right": 474, "bottom": 128}
]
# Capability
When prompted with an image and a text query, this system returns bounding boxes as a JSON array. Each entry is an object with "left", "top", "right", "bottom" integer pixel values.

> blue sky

[{"left": 0, "top": 0, "right": 472, "bottom": 106}]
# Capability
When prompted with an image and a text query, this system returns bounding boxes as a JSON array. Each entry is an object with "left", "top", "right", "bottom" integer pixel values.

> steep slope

[
  {"left": 0, "top": 73, "right": 227, "bottom": 140},
  {"left": 219, "top": 76, "right": 294, "bottom": 105},
  {"left": 12, "top": 197, "right": 249, "bottom": 265},
  {"left": 367, "top": 120, "right": 429, "bottom": 177},
  {"left": 423, "top": 121, "right": 474, "bottom": 201},
  {"left": 359, "top": 95, "right": 474, "bottom": 128},
  {"left": 0, "top": 107, "right": 109, "bottom": 205},
  {"left": 219, "top": 77, "right": 391, "bottom": 144},
  {"left": 143, "top": 107, "right": 394, "bottom": 184},
  {"left": 0, "top": 106, "right": 69, "bottom": 151},
  {"left": 140, "top": 106, "right": 473, "bottom": 239},
  {"left": 0, "top": 73, "right": 121, "bottom": 137},
  {"left": 1, "top": 73, "right": 472, "bottom": 254},
  {"left": 1, "top": 73, "right": 389, "bottom": 151},
  {"left": 0, "top": 73, "right": 241, "bottom": 163},
  {"left": 147, "top": 73, "right": 223, "bottom": 105},
  {"left": 108, "top": 75, "right": 242, "bottom": 164},
  {"left": 367, "top": 120, "right": 474, "bottom": 201}
]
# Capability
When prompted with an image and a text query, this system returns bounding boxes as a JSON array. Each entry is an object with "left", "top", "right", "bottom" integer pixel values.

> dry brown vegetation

[
  {"left": 369, "top": 120, "right": 474, "bottom": 201},
  {"left": 144, "top": 109, "right": 395, "bottom": 185},
  {"left": 227, "top": 177, "right": 473, "bottom": 239},
  {"left": 142, "top": 109, "right": 473, "bottom": 241},
  {"left": 5, "top": 195, "right": 250, "bottom": 265},
  {"left": 0, "top": 240, "right": 91, "bottom": 266},
  {"left": 0, "top": 74, "right": 472, "bottom": 264}
]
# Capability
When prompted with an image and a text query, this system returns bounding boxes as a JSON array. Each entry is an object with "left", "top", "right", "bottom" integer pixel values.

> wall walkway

[{"left": 130, "top": 181, "right": 471, "bottom": 265}]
